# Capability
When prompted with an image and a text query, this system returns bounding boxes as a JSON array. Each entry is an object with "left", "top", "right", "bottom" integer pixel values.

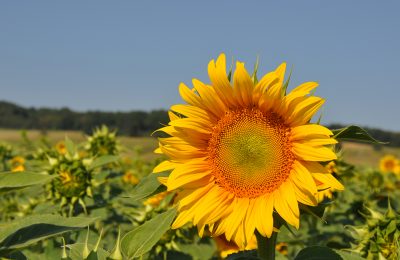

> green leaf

[
  {"left": 300, "top": 201, "right": 332, "bottom": 221},
  {"left": 294, "top": 246, "right": 342, "bottom": 260},
  {"left": 282, "top": 66, "right": 293, "bottom": 95},
  {"left": 66, "top": 243, "right": 110, "bottom": 260},
  {"left": 88, "top": 155, "right": 119, "bottom": 170},
  {"left": 65, "top": 137, "right": 76, "bottom": 156},
  {"left": 334, "top": 250, "right": 364, "bottom": 260},
  {"left": 177, "top": 241, "right": 216, "bottom": 260},
  {"left": 251, "top": 56, "right": 260, "bottom": 84},
  {"left": 332, "top": 125, "right": 384, "bottom": 144},
  {"left": 121, "top": 208, "right": 177, "bottom": 258},
  {"left": 226, "top": 250, "right": 259, "bottom": 260},
  {"left": 0, "top": 172, "right": 55, "bottom": 192},
  {"left": 0, "top": 214, "right": 97, "bottom": 252},
  {"left": 124, "top": 172, "right": 169, "bottom": 201}
]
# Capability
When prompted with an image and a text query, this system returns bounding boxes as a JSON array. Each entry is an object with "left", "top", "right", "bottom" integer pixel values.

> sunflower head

[
  {"left": 55, "top": 141, "right": 67, "bottom": 155},
  {"left": 379, "top": 155, "right": 399, "bottom": 174},
  {"left": 154, "top": 54, "right": 343, "bottom": 248},
  {"left": 47, "top": 152, "right": 93, "bottom": 211},
  {"left": 86, "top": 125, "right": 119, "bottom": 156},
  {"left": 10, "top": 156, "right": 26, "bottom": 172},
  {"left": 122, "top": 170, "right": 140, "bottom": 185}
]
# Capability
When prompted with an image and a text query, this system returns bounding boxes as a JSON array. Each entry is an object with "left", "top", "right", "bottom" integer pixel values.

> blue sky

[{"left": 1, "top": 1, "right": 399, "bottom": 130}]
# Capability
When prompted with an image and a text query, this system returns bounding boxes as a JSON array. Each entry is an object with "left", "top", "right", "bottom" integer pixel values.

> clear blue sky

[{"left": 1, "top": 1, "right": 399, "bottom": 130}]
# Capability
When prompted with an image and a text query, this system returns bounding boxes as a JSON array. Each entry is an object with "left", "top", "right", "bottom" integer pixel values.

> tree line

[
  {"left": 0, "top": 101, "right": 168, "bottom": 136},
  {"left": 1, "top": 101, "right": 399, "bottom": 146}
]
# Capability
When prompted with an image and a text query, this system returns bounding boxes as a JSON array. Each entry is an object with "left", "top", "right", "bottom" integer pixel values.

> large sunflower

[{"left": 154, "top": 54, "right": 343, "bottom": 248}]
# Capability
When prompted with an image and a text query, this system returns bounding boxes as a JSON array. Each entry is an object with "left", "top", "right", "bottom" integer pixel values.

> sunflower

[
  {"left": 154, "top": 54, "right": 343, "bottom": 248},
  {"left": 379, "top": 155, "right": 399, "bottom": 174}
]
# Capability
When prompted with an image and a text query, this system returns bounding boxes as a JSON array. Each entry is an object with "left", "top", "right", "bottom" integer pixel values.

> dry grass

[
  {"left": 0, "top": 129, "right": 160, "bottom": 161},
  {"left": 340, "top": 141, "right": 400, "bottom": 168}
]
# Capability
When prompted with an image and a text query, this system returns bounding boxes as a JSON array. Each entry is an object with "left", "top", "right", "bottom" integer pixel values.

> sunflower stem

[{"left": 255, "top": 230, "right": 277, "bottom": 260}]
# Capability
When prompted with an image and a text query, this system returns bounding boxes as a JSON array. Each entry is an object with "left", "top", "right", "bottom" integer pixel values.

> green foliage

[
  {"left": 294, "top": 246, "right": 341, "bottom": 260},
  {"left": 332, "top": 125, "right": 384, "bottom": 144},
  {"left": 346, "top": 206, "right": 400, "bottom": 259},
  {"left": 88, "top": 155, "right": 120, "bottom": 170},
  {"left": 0, "top": 124, "right": 394, "bottom": 259},
  {"left": 121, "top": 208, "right": 177, "bottom": 259},
  {"left": 125, "top": 171, "right": 168, "bottom": 201},
  {"left": 0, "top": 172, "right": 54, "bottom": 192},
  {"left": 0, "top": 214, "right": 96, "bottom": 254}
]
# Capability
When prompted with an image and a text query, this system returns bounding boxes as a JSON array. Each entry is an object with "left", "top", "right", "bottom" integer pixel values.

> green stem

[{"left": 255, "top": 230, "right": 278, "bottom": 260}]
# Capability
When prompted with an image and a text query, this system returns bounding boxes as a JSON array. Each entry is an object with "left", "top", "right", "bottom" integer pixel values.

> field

[
  {"left": 1, "top": 129, "right": 399, "bottom": 168},
  {"left": 0, "top": 127, "right": 399, "bottom": 260}
]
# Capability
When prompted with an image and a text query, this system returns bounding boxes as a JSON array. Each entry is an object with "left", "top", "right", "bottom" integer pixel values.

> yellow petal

[
  {"left": 255, "top": 195, "right": 274, "bottom": 238},
  {"left": 225, "top": 198, "right": 249, "bottom": 241},
  {"left": 207, "top": 53, "right": 236, "bottom": 108},
  {"left": 244, "top": 199, "right": 257, "bottom": 245},
  {"left": 274, "top": 182, "right": 299, "bottom": 228},
  {"left": 167, "top": 167, "right": 212, "bottom": 191},
  {"left": 171, "top": 104, "right": 215, "bottom": 123},
  {"left": 313, "top": 173, "right": 344, "bottom": 191},
  {"left": 265, "top": 63, "right": 286, "bottom": 99},
  {"left": 153, "top": 160, "right": 177, "bottom": 173},
  {"left": 233, "top": 62, "right": 254, "bottom": 106},
  {"left": 193, "top": 79, "right": 227, "bottom": 117},
  {"left": 288, "top": 97, "right": 325, "bottom": 126},
  {"left": 178, "top": 182, "right": 214, "bottom": 209},
  {"left": 168, "top": 111, "right": 180, "bottom": 121},
  {"left": 169, "top": 118, "right": 212, "bottom": 135},
  {"left": 291, "top": 124, "right": 333, "bottom": 140},
  {"left": 292, "top": 143, "right": 337, "bottom": 161},
  {"left": 298, "top": 138, "right": 338, "bottom": 147}
]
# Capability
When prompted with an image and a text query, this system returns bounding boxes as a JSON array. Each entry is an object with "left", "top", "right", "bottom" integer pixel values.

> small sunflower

[
  {"left": 154, "top": 54, "right": 343, "bottom": 247},
  {"left": 379, "top": 155, "right": 400, "bottom": 174},
  {"left": 10, "top": 156, "right": 25, "bottom": 172},
  {"left": 143, "top": 191, "right": 170, "bottom": 207},
  {"left": 55, "top": 141, "right": 67, "bottom": 155},
  {"left": 122, "top": 170, "right": 140, "bottom": 185}
]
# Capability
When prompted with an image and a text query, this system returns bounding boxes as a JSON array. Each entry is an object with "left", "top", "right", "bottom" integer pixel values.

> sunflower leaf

[
  {"left": 332, "top": 125, "right": 384, "bottom": 144},
  {"left": 123, "top": 171, "right": 168, "bottom": 201},
  {"left": 0, "top": 215, "right": 97, "bottom": 253},
  {"left": 88, "top": 155, "right": 120, "bottom": 170},
  {"left": 120, "top": 208, "right": 177, "bottom": 258},
  {"left": 64, "top": 137, "right": 76, "bottom": 156},
  {"left": 226, "top": 249, "right": 259, "bottom": 260},
  {"left": 294, "top": 246, "right": 342, "bottom": 260},
  {"left": 0, "top": 172, "right": 55, "bottom": 193}
]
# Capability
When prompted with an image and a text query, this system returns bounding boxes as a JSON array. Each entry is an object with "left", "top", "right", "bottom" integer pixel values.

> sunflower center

[{"left": 208, "top": 108, "right": 294, "bottom": 198}]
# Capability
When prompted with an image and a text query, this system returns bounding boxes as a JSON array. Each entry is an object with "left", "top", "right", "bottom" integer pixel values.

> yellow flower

[
  {"left": 276, "top": 242, "right": 288, "bottom": 256},
  {"left": 325, "top": 161, "right": 337, "bottom": 174},
  {"left": 11, "top": 156, "right": 25, "bottom": 166},
  {"left": 214, "top": 235, "right": 257, "bottom": 259},
  {"left": 154, "top": 54, "right": 343, "bottom": 248},
  {"left": 380, "top": 155, "right": 399, "bottom": 174},
  {"left": 122, "top": 171, "right": 140, "bottom": 185},
  {"left": 11, "top": 156, "right": 25, "bottom": 172},
  {"left": 143, "top": 191, "right": 170, "bottom": 207},
  {"left": 12, "top": 164, "right": 25, "bottom": 172},
  {"left": 55, "top": 141, "right": 67, "bottom": 155}
]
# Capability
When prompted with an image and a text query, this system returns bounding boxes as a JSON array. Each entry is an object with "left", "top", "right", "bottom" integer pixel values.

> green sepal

[{"left": 332, "top": 125, "right": 384, "bottom": 144}]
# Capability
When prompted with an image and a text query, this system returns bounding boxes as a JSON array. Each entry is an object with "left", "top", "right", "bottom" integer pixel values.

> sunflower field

[{"left": 1, "top": 55, "right": 399, "bottom": 260}]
